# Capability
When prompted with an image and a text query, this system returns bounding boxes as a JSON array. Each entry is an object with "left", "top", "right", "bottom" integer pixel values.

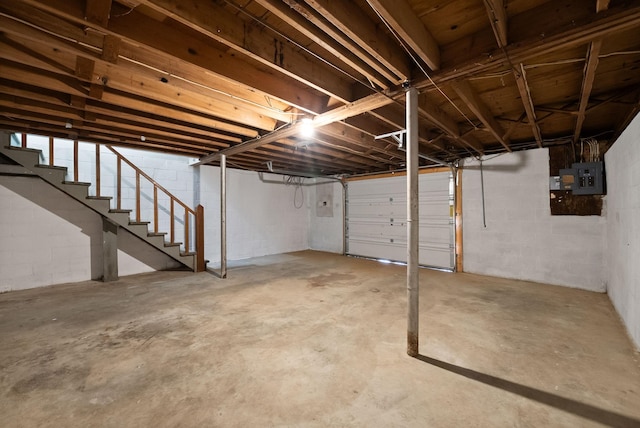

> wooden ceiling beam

[
  {"left": 0, "top": 28, "right": 278, "bottom": 135},
  {"left": 596, "top": 0, "right": 611, "bottom": 13},
  {"left": 0, "top": 102, "right": 228, "bottom": 153},
  {"left": 514, "top": 64, "right": 543, "bottom": 147},
  {"left": 0, "top": 118, "right": 210, "bottom": 156},
  {"left": 273, "top": 138, "right": 387, "bottom": 170},
  {"left": 0, "top": 12, "right": 285, "bottom": 128},
  {"left": 484, "top": 0, "right": 542, "bottom": 148},
  {"left": 573, "top": 39, "right": 603, "bottom": 143},
  {"left": 7, "top": 0, "right": 326, "bottom": 115},
  {"left": 85, "top": 0, "right": 112, "bottom": 27},
  {"left": 101, "top": 34, "right": 120, "bottom": 64},
  {"left": 451, "top": 80, "right": 512, "bottom": 152},
  {"left": 345, "top": 113, "right": 456, "bottom": 158},
  {"left": 138, "top": 0, "right": 353, "bottom": 102},
  {"left": 254, "top": 0, "right": 392, "bottom": 88},
  {"left": 298, "top": 0, "right": 411, "bottom": 82},
  {"left": 415, "top": 97, "right": 482, "bottom": 155},
  {"left": 194, "top": 90, "right": 399, "bottom": 164},
  {"left": 365, "top": 0, "right": 440, "bottom": 71},
  {"left": 354, "top": 105, "right": 461, "bottom": 156},
  {"left": 318, "top": 122, "right": 405, "bottom": 162},
  {"left": 417, "top": 4, "right": 640, "bottom": 89},
  {"left": 230, "top": 148, "right": 344, "bottom": 175},
  {"left": 0, "top": 58, "right": 257, "bottom": 139},
  {"left": 300, "top": 136, "right": 399, "bottom": 169},
  {"left": 484, "top": 0, "right": 508, "bottom": 47},
  {"left": 247, "top": 145, "right": 353, "bottom": 173},
  {"left": 417, "top": 96, "right": 460, "bottom": 138}
]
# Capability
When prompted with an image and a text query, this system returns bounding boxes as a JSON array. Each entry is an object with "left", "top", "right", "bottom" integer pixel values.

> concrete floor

[{"left": 1, "top": 251, "right": 639, "bottom": 427}]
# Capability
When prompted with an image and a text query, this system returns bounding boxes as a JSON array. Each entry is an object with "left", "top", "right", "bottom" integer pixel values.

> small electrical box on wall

[
  {"left": 559, "top": 168, "right": 576, "bottom": 190},
  {"left": 573, "top": 162, "right": 604, "bottom": 195},
  {"left": 557, "top": 162, "right": 605, "bottom": 195}
]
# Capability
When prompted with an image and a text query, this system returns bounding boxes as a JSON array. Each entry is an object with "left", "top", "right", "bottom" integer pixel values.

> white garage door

[{"left": 346, "top": 171, "right": 454, "bottom": 270}]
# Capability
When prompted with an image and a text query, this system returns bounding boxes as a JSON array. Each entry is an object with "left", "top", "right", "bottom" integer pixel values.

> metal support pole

[
  {"left": 406, "top": 86, "right": 420, "bottom": 357},
  {"left": 220, "top": 154, "right": 227, "bottom": 279},
  {"left": 342, "top": 179, "right": 347, "bottom": 255}
]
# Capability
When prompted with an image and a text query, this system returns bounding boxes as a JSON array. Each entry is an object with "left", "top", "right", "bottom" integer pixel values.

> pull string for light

[{"left": 365, "top": 0, "right": 478, "bottom": 131}]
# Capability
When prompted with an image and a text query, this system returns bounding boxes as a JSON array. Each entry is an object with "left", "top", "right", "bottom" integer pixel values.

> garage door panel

[{"left": 346, "top": 172, "right": 454, "bottom": 270}]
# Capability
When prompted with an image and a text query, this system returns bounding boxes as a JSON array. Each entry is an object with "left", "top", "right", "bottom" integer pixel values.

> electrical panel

[
  {"left": 572, "top": 162, "right": 604, "bottom": 195},
  {"left": 555, "top": 162, "right": 605, "bottom": 195}
]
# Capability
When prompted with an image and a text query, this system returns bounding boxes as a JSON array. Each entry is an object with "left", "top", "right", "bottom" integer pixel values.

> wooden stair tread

[
  {"left": 2, "top": 142, "right": 198, "bottom": 272},
  {"left": 63, "top": 181, "right": 91, "bottom": 186},
  {"left": 7, "top": 146, "right": 40, "bottom": 153},
  {"left": 35, "top": 164, "right": 66, "bottom": 171}
]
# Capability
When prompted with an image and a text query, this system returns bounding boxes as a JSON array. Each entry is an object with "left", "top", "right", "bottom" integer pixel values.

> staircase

[{"left": 0, "top": 135, "right": 204, "bottom": 273}]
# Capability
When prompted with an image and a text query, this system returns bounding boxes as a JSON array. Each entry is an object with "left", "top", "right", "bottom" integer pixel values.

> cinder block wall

[
  {"left": 462, "top": 149, "right": 606, "bottom": 292},
  {"left": 0, "top": 175, "right": 180, "bottom": 292},
  {"left": 605, "top": 112, "right": 640, "bottom": 348},
  {"left": 308, "top": 180, "right": 344, "bottom": 254},
  {"left": 199, "top": 167, "right": 310, "bottom": 262}
]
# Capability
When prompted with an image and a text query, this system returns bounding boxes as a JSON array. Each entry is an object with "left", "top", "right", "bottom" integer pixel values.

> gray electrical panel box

[
  {"left": 556, "top": 162, "right": 605, "bottom": 195},
  {"left": 572, "top": 162, "right": 604, "bottom": 195}
]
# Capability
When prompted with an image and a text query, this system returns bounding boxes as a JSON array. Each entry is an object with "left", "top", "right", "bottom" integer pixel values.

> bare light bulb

[{"left": 300, "top": 117, "right": 314, "bottom": 138}]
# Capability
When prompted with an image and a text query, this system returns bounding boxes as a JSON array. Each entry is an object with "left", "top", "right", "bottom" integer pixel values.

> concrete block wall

[
  {"left": 19, "top": 136, "right": 196, "bottom": 248},
  {"left": 605, "top": 112, "right": 640, "bottom": 348},
  {"left": 199, "top": 167, "right": 309, "bottom": 263},
  {"left": 0, "top": 175, "right": 180, "bottom": 292},
  {"left": 462, "top": 149, "right": 606, "bottom": 291},
  {"left": 308, "top": 180, "right": 344, "bottom": 254},
  {"left": 1, "top": 134, "right": 319, "bottom": 289}
]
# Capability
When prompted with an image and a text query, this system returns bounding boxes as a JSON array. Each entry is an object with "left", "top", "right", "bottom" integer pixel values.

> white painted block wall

[
  {"left": 308, "top": 180, "right": 344, "bottom": 254},
  {"left": 605, "top": 112, "right": 640, "bottom": 348},
  {"left": 1, "top": 133, "right": 322, "bottom": 290},
  {"left": 462, "top": 149, "right": 606, "bottom": 291},
  {"left": 0, "top": 176, "right": 179, "bottom": 292},
  {"left": 199, "top": 166, "right": 310, "bottom": 263},
  {"left": 21, "top": 136, "right": 196, "bottom": 247}
]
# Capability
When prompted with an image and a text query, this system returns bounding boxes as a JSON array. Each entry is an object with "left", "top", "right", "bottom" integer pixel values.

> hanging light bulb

[{"left": 299, "top": 117, "right": 314, "bottom": 138}]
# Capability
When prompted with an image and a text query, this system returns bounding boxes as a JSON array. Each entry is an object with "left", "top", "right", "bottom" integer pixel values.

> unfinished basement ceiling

[{"left": 1, "top": 0, "right": 639, "bottom": 176}]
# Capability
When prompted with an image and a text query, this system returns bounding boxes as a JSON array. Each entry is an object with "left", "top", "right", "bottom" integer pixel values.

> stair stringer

[{"left": 0, "top": 144, "right": 195, "bottom": 271}]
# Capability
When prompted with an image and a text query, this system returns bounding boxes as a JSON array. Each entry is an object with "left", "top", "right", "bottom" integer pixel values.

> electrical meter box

[
  {"left": 555, "top": 162, "right": 605, "bottom": 195},
  {"left": 559, "top": 169, "right": 576, "bottom": 190},
  {"left": 572, "top": 162, "right": 604, "bottom": 195}
]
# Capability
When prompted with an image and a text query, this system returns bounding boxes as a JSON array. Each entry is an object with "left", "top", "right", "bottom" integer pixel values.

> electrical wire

[
  {"left": 283, "top": 175, "right": 305, "bottom": 209},
  {"left": 364, "top": 0, "right": 478, "bottom": 131}
]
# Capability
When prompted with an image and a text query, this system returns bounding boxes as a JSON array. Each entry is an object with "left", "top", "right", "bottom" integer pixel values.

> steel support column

[
  {"left": 406, "top": 87, "right": 420, "bottom": 357},
  {"left": 220, "top": 154, "right": 227, "bottom": 278}
]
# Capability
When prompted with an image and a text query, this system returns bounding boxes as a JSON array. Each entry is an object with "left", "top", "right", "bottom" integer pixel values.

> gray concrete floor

[{"left": 1, "top": 250, "right": 639, "bottom": 427}]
